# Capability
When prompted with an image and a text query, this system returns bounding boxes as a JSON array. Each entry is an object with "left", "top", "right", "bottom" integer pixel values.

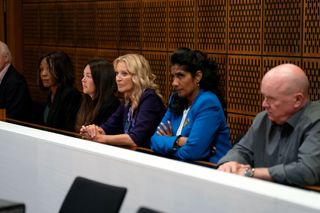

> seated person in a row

[
  {"left": 0, "top": 41, "right": 32, "bottom": 121},
  {"left": 75, "top": 59, "right": 120, "bottom": 131},
  {"left": 151, "top": 48, "right": 231, "bottom": 163},
  {"left": 38, "top": 51, "right": 81, "bottom": 131},
  {"left": 218, "top": 63, "right": 320, "bottom": 186},
  {"left": 80, "top": 54, "right": 166, "bottom": 147}
]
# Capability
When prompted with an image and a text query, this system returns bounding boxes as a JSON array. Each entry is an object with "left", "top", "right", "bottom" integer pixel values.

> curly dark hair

[{"left": 169, "top": 47, "right": 225, "bottom": 114}]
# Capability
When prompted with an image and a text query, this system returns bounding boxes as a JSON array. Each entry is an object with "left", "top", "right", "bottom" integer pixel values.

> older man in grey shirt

[{"left": 218, "top": 63, "right": 320, "bottom": 186}]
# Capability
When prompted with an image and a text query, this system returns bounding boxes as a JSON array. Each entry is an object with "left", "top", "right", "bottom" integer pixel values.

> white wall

[{"left": 0, "top": 121, "right": 320, "bottom": 213}]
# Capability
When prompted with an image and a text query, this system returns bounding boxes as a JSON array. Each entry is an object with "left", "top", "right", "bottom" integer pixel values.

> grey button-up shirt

[{"left": 218, "top": 101, "right": 320, "bottom": 186}]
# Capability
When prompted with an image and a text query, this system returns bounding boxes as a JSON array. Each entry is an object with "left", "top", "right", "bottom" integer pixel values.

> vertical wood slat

[
  {"left": 263, "top": 0, "right": 303, "bottom": 56},
  {"left": 0, "top": 108, "right": 6, "bottom": 121},
  {"left": 0, "top": 0, "right": 4, "bottom": 41},
  {"left": 6, "top": 0, "right": 23, "bottom": 72},
  {"left": 303, "top": 0, "right": 320, "bottom": 57},
  {"left": 228, "top": 0, "right": 262, "bottom": 54}
]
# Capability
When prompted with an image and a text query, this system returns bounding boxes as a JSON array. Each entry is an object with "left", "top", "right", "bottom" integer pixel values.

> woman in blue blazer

[{"left": 151, "top": 48, "right": 231, "bottom": 163}]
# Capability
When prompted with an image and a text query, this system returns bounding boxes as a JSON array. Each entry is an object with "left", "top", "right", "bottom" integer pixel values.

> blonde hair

[
  {"left": 0, "top": 41, "right": 12, "bottom": 63},
  {"left": 113, "top": 54, "right": 164, "bottom": 113}
]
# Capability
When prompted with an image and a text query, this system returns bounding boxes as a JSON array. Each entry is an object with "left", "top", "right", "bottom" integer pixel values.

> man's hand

[{"left": 217, "top": 161, "right": 251, "bottom": 175}]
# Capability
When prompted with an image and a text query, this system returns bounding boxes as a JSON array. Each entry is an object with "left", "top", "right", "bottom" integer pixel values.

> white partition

[{"left": 0, "top": 121, "right": 320, "bottom": 213}]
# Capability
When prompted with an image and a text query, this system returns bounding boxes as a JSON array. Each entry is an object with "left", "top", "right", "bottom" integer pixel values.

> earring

[{"left": 196, "top": 81, "right": 200, "bottom": 88}]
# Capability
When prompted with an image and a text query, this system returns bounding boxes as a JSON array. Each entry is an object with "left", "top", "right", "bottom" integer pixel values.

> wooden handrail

[
  {"left": 304, "top": 185, "right": 320, "bottom": 192},
  {"left": 193, "top": 160, "right": 217, "bottom": 168},
  {"left": 5, "top": 118, "right": 80, "bottom": 138},
  {"left": 134, "top": 146, "right": 217, "bottom": 168},
  {"left": 0, "top": 109, "right": 6, "bottom": 121}
]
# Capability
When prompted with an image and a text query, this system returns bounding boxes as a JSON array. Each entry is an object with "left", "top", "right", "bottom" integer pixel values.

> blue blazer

[{"left": 151, "top": 90, "right": 231, "bottom": 163}]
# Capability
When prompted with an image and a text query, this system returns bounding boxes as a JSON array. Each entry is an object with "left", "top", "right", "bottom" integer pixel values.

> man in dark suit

[{"left": 0, "top": 41, "right": 32, "bottom": 121}]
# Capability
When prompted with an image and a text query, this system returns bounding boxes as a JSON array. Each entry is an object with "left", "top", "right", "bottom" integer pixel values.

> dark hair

[
  {"left": 75, "top": 59, "right": 117, "bottom": 130},
  {"left": 169, "top": 47, "right": 225, "bottom": 114},
  {"left": 38, "top": 51, "right": 75, "bottom": 90}
]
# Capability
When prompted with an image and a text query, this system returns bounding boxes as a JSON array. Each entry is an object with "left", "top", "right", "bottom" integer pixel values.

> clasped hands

[
  {"left": 157, "top": 121, "right": 187, "bottom": 147},
  {"left": 80, "top": 124, "right": 105, "bottom": 142},
  {"left": 217, "top": 161, "right": 251, "bottom": 176}
]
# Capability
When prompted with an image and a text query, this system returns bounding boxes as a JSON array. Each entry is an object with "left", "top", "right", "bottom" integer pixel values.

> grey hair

[{"left": 0, "top": 41, "right": 12, "bottom": 63}]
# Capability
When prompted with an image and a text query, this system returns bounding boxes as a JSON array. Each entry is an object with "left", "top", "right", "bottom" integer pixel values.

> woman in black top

[
  {"left": 38, "top": 51, "right": 81, "bottom": 132},
  {"left": 75, "top": 59, "right": 120, "bottom": 131}
]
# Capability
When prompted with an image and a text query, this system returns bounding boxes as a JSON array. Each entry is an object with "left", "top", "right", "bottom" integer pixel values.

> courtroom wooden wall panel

[
  {"left": 228, "top": 0, "right": 262, "bottom": 54},
  {"left": 227, "top": 55, "right": 262, "bottom": 115},
  {"left": 303, "top": 58, "right": 320, "bottom": 101},
  {"left": 119, "top": 49, "right": 142, "bottom": 56},
  {"left": 303, "top": 0, "right": 320, "bottom": 57},
  {"left": 76, "top": 2, "right": 97, "bottom": 47},
  {"left": 263, "top": 0, "right": 302, "bottom": 56},
  {"left": 198, "top": 0, "right": 227, "bottom": 53},
  {"left": 141, "top": 0, "right": 167, "bottom": 51},
  {"left": 119, "top": 1, "right": 141, "bottom": 50},
  {"left": 97, "top": 49, "right": 119, "bottom": 64},
  {"left": 96, "top": 1, "right": 119, "bottom": 49},
  {"left": 0, "top": 0, "right": 4, "bottom": 41},
  {"left": 39, "top": 3, "right": 57, "bottom": 46},
  {"left": 167, "top": 0, "right": 195, "bottom": 51},
  {"left": 17, "top": 0, "right": 320, "bottom": 136},
  {"left": 22, "top": 4, "right": 40, "bottom": 45},
  {"left": 56, "top": 2, "right": 76, "bottom": 47}
]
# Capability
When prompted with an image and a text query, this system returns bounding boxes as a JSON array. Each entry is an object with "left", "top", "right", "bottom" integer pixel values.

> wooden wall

[
  {"left": 0, "top": 0, "right": 23, "bottom": 72},
  {"left": 19, "top": 0, "right": 320, "bottom": 141}
]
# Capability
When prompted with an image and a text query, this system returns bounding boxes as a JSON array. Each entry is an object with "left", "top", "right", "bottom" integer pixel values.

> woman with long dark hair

[
  {"left": 151, "top": 48, "right": 231, "bottom": 163},
  {"left": 75, "top": 59, "right": 120, "bottom": 131}
]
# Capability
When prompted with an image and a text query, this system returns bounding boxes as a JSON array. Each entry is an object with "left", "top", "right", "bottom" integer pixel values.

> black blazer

[
  {"left": 44, "top": 86, "right": 81, "bottom": 132},
  {"left": 0, "top": 65, "right": 32, "bottom": 121}
]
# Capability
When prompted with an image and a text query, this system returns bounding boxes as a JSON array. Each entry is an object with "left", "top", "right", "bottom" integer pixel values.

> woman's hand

[
  {"left": 157, "top": 121, "right": 173, "bottom": 136},
  {"left": 176, "top": 136, "right": 188, "bottom": 147},
  {"left": 80, "top": 124, "right": 105, "bottom": 140}
]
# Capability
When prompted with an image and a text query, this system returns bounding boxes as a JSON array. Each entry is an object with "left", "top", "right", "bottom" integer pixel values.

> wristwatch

[{"left": 244, "top": 168, "right": 255, "bottom": 177}]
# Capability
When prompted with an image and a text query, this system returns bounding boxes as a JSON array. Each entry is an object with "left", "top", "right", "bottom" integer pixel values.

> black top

[
  {"left": 0, "top": 65, "right": 32, "bottom": 121},
  {"left": 43, "top": 86, "right": 81, "bottom": 132}
]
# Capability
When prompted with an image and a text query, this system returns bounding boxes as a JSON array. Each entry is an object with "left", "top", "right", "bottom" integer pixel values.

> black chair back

[
  {"left": 59, "top": 176, "right": 127, "bottom": 213},
  {"left": 137, "top": 206, "right": 163, "bottom": 213}
]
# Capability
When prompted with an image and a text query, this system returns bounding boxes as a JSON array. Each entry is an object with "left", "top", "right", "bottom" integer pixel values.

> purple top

[{"left": 100, "top": 89, "right": 165, "bottom": 147}]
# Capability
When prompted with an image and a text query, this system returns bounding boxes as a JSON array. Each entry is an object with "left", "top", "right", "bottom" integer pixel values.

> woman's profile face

[
  {"left": 39, "top": 58, "right": 56, "bottom": 88},
  {"left": 171, "top": 64, "right": 199, "bottom": 101},
  {"left": 115, "top": 61, "right": 134, "bottom": 95},
  {"left": 81, "top": 65, "right": 96, "bottom": 98}
]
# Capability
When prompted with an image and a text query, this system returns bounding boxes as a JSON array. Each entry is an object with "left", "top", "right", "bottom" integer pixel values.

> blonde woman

[{"left": 80, "top": 54, "right": 165, "bottom": 147}]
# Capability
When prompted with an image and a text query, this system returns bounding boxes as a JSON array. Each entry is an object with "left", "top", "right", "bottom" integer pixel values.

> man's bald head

[
  {"left": 261, "top": 64, "right": 309, "bottom": 125},
  {"left": 0, "top": 41, "right": 12, "bottom": 71},
  {"left": 262, "top": 63, "right": 309, "bottom": 97},
  {"left": 0, "top": 41, "right": 12, "bottom": 63}
]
